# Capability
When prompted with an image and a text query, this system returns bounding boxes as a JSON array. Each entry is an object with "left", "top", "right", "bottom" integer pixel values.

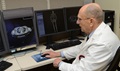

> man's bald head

[{"left": 80, "top": 3, "right": 103, "bottom": 23}]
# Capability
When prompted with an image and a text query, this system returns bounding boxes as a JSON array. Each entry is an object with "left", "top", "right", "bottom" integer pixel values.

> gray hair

[{"left": 85, "top": 3, "right": 104, "bottom": 23}]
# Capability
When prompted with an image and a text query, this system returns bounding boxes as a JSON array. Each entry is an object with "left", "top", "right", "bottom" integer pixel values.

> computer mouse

[{"left": 41, "top": 54, "right": 49, "bottom": 57}]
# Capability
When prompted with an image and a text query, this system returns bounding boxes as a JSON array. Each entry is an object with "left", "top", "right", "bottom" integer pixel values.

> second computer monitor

[
  {"left": 64, "top": 6, "right": 82, "bottom": 31},
  {"left": 35, "top": 8, "right": 66, "bottom": 37}
]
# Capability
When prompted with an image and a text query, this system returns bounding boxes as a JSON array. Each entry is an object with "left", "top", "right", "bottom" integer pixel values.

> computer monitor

[
  {"left": 35, "top": 8, "right": 66, "bottom": 45},
  {"left": 64, "top": 6, "right": 82, "bottom": 31},
  {"left": 35, "top": 8, "right": 66, "bottom": 37},
  {"left": 2, "top": 7, "right": 38, "bottom": 52},
  {"left": 0, "top": 11, "right": 8, "bottom": 56},
  {"left": 64, "top": 6, "right": 83, "bottom": 39}
]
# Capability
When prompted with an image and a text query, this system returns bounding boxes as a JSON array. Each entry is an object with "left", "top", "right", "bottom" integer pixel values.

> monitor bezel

[{"left": 0, "top": 11, "right": 9, "bottom": 56}]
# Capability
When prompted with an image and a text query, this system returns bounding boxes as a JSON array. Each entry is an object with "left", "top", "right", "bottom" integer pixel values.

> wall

[
  {"left": 0, "top": 0, "right": 84, "bottom": 10},
  {"left": 1, "top": 0, "right": 48, "bottom": 10},
  {"left": 84, "top": 0, "right": 93, "bottom": 4},
  {"left": 0, "top": 0, "right": 2, "bottom": 10},
  {"left": 0, "top": 4, "right": 1, "bottom": 10},
  {"left": 50, "top": 0, "right": 84, "bottom": 9},
  {"left": 95, "top": 0, "right": 120, "bottom": 38}
]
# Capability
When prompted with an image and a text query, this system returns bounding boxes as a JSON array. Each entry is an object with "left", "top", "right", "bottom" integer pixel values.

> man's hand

[
  {"left": 42, "top": 51, "right": 61, "bottom": 58},
  {"left": 53, "top": 58, "right": 62, "bottom": 68}
]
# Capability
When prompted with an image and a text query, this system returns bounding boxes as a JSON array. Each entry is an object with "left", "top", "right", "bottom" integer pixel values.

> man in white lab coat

[{"left": 43, "top": 3, "right": 120, "bottom": 71}]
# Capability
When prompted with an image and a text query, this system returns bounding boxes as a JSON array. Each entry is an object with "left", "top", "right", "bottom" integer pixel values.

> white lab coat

[{"left": 59, "top": 22, "right": 120, "bottom": 71}]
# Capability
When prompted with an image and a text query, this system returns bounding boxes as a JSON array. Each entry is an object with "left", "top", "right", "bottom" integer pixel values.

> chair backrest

[{"left": 106, "top": 46, "right": 120, "bottom": 71}]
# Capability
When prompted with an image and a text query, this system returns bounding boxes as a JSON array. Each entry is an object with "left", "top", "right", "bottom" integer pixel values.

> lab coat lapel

[
  {"left": 79, "top": 22, "right": 107, "bottom": 52},
  {"left": 73, "top": 22, "right": 107, "bottom": 63},
  {"left": 73, "top": 37, "right": 91, "bottom": 64}
]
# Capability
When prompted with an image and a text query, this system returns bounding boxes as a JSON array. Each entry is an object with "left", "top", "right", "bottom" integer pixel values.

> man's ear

[{"left": 89, "top": 18, "right": 94, "bottom": 27}]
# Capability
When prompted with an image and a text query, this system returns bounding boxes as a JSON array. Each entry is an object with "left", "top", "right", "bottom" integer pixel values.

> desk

[
  {"left": 3, "top": 37, "right": 84, "bottom": 71},
  {"left": 3, "top": 56, "right": 21, "bottom": 71},
  {"left": 15, "top": 45, "right": 65, "bottom": 71}
]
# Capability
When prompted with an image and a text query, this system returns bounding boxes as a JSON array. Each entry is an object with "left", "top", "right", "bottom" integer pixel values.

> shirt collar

[{"left": 88, "top": 30, "right": 94, "bottom": 38}]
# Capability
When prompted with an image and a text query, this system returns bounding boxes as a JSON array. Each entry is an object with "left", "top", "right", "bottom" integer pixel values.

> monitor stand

[
  {"left": 68, "top": 31, "right": 79, "bottom": 40},
  {"left": 44, "top": 36, "right": 54, "bottom": 49}
]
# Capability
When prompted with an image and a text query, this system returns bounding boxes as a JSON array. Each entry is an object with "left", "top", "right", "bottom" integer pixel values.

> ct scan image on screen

[{"left": 4, "top": 17, "right": 36, "bottom": 49}]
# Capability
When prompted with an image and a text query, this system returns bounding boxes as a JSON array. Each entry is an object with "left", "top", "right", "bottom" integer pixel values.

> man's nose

[{"left": 76, "top": 19, "right": 79, "bottom": 24}]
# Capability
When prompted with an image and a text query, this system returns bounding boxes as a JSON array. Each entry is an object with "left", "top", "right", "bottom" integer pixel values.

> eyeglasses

[{"left": 77, "top": 17, "right": 90, "bottom": 22}]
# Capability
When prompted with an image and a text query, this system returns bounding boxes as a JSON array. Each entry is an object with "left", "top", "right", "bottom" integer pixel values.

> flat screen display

[
  {"left": 35, "top": 8, "right": 66, "bottom": 37},
  {"left": 65, "top": 6, "right": 82, "bottom": 31}
]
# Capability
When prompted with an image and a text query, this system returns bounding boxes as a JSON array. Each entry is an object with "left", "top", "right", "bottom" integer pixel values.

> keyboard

[
  {"left": 47, "top": 39, "right": 81, "bottom": 50},
  {"left": 0, "top": 60, "right": 12, "bottom": 71}
]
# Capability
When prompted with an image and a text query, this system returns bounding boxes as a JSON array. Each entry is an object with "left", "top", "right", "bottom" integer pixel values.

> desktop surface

[
  {"left": 1, "top": 55, "right": 21, "bottom": 71},
  {"left": 3, "top": 36, "right": 84, "bottom": 71},
  {"left": 15, "top": 44, "right": 66, "bottom": 70}
]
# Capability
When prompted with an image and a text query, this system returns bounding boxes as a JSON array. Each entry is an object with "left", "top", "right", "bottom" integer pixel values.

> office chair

[{"left": 106, "top": 46, "right": 120, "bottom": 71}]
